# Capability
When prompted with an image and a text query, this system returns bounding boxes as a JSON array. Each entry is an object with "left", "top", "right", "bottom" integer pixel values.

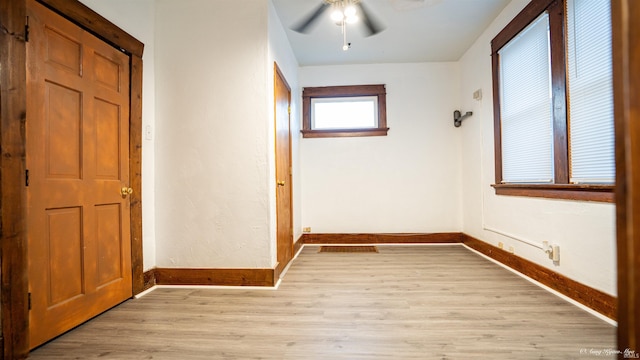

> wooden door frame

[
  {"left": 0, "top": 0, "right": 144, "bottom": 358},
  {"left": 613, "top": 0, "right": 640, "bottom": 354},
  {"left": 273, "top": 62, "right": 293, "bottom": 278}
]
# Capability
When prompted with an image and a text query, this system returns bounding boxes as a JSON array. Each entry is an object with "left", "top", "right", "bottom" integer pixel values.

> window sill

[
  {"left": 301, "top": 128, "right": 389, "bottom": 138},
  {"left": 491, "top": 183, "right": 614, "bottom": 203}
]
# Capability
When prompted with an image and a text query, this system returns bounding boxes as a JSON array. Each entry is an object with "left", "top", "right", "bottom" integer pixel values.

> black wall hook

[{"left": 454, "top": 110, "right": 472, "bottom": 127}]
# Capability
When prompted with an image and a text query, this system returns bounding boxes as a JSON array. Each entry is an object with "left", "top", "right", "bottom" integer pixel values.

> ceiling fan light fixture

[
  {"left": 344, "top": 5, "right": 357, "bottom": 17},
  {"left": 291, "top": 0, "right": 384, "bottom": 51},
  {"left": 330, "top": 9, "right": 344, "bottom": 21}
]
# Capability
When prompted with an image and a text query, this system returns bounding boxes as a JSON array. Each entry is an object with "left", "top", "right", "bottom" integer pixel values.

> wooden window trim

[
  {"left": 301, "top": 84, "right": 389, "bottom": 138},
  {"left": 491, "top": 184, "right": 614, "bottom": 203},
  {"left": 490, "top": 0, "right": 613, "bottom": 203}
]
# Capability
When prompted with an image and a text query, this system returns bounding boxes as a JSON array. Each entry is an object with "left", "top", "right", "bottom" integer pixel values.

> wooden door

[
  {"left": 274, "top": 64, "right": 293, "bottom": 275},
  {"left": 26, "top": 0, "right": 132, "bottom": 348}
]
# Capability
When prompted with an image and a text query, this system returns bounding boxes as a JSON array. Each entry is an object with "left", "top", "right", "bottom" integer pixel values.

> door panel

[
  {"left": 44, "top": 27, "right": 82, "bottom": 75},
  {"left": 94, "top": 99, "right": 122, "bottom": 179},
  {"left": 26, "top": 0, "right": 132, "bottom": 348},
  {"left": 46, "top": 207, "right": 84, "bottom": 305},
  {"left": 96, "top": 203, "right": 124, "bottom": 287},
  {"left": 45, "top": 82, "right": 82, "bottom": 178}
]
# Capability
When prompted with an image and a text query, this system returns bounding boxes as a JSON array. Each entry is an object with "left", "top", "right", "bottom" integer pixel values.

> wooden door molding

[
  {"left": 0, "top": 1, "right": 29, "bottom": 358},
  {"left": 129, "top": 55, "right": 144, "bottom": 295},
  {"left": 0, "top": 0, "right": 143, "bottom": 358},
  {"left": 35, "top": 0, "right": 143, "bottom": 58},
  {"left": 613, "top": 0, "right": 640, "bottom": 353}
]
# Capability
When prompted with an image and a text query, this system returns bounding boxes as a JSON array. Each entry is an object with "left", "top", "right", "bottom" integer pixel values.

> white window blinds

[
  {"left": 499, "top": 13, "right": 553, "bottom": 183},
  {"left": 567, "top": 0, "right": 614, "bottom": 183}
]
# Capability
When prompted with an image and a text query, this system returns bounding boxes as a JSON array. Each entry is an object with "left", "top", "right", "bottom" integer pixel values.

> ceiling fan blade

[
  {"left": 292, "top": 2, "right": 330, "bottom": 34},
  {"left": 357, "top": 2, "right": 385, "bottom": 37}
]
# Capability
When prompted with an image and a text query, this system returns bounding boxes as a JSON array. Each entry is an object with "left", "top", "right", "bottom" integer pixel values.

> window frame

[
  {"left": 490, "top": 0, "right": 613, "bottom": 203},
  {"left": 301, "top": 84, "right": 389, "bottom": 138}
]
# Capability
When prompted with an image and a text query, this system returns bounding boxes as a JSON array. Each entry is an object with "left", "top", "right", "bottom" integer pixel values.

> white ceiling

[{"left": 271, "top": 0, "right": 511, "bottom": 66}]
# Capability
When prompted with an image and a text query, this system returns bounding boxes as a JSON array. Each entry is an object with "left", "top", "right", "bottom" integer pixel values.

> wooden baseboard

[
  {"left": 462, "top": 234, "right": 617, "bottom": 320},
  {"left": 274, "top": 262, "right": 283, "bottom": 280},
  {"left": 141, "top": 269, "right": 157, "bottom": 293},
  {"left": 154, "top": 268, "right": 275, "bottom": 287},
  {"left": 275, "top": 236, "right": 305, "bottom": 279},
  {"left": 301, "top": 232, "right": 463, "bottom": 244},
  {"left": 293, "top": 237, "right": 304, "bottom": 257}
]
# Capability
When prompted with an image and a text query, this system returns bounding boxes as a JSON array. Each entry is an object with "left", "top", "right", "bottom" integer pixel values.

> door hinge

[
  {"left": 28, "top": 292, "right": 31, "bottom": 310},
  {"left": 24, "top": 16, "right": 29, "bottom": 43},
  {"left": 288, "top": 106, "right": 291, "bottom": 115},
  {"left": 25, "top": 169, "right": 29, "bottom": 187}
]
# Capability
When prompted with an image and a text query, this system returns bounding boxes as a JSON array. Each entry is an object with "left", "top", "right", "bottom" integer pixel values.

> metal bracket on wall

[{"left": 453, "top": 110, "right": 472, "bottom": 127}]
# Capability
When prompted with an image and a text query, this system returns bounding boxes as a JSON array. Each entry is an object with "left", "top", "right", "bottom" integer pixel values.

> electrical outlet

[
  {"left": 542, "top": 241, "right": 555, "bottom": 260},
  {"left": 552, "top": 245, "right": 560, "bottom": 262},
  {"left": 302, "top": 227, "right": 311, "bottom": 233},
  {"left": 498, "top": 242, "right": 504, "bottom": 249}
]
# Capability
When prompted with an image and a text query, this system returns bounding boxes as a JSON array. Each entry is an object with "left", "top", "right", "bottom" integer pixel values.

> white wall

[
  {"left": 79, "top": 0, "right": 157, "bottom": 271},
  {"left": 154, "top": 0, "right": 272, "bottom": 268},
  {"left": 299, "top": 63, "right": 462, "bottom": 233},
  {"left": 80, "top": 0, "right": 303, "bottom": 270},
  {"left": 458, "top": 0, "right": 617, "bottom": 296}
]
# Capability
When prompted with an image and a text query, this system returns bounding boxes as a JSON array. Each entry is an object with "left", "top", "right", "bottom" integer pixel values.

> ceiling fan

[
  {"left": 292, "top": 0, "right": 385, "bottom": 39},
  {"left": 291, "top": 0, "right": 433, "bottom": 50}
]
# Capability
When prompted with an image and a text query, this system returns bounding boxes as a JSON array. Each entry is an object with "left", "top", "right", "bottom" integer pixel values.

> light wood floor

[{"left": 30, "top": 245, "right": 616, "bottom": 359}]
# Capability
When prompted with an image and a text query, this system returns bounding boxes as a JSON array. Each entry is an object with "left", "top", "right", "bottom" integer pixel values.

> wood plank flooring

[{"left": 29, "top": 245, "right": 616, "bottom": 359}]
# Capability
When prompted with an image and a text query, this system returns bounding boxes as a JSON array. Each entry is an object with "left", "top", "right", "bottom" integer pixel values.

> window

[
  {"left": 301, "top": 84, "right": 388, "bottom": 138},
  {"left": 491, "top": 0, "right": 613, "bottom": 202},
  {"left": 566, "top": 0, "right": 614, "bottom": 184},
  {"left": 311, "top": 96, "right": 378, "bottom": 130}
]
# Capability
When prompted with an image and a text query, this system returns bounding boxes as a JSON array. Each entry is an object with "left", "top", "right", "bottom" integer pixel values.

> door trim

[
  {"left": 0, "top": 0, "right": 144, "bottom": 357},
  {"left": 613, "top": 0, "right": 640, "bottom": 351}
]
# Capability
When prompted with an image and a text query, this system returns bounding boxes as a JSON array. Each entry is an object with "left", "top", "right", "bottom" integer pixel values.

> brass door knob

[
  {"left": 277, "top": 181, "right": 286, "bottom": 186},
  {"left": 121, "top": 187, "right": 133, "bottom": 196}
]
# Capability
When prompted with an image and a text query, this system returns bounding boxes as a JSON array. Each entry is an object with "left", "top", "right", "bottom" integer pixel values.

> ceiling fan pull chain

[{"left": 342, "top": 19, "right": 349, "bottom": 51}]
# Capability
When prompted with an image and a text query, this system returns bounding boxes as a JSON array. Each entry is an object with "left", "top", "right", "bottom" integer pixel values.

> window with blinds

[
  {"left": 499, "top": 13, "right": 553, "bottom": 183},
  {"left": 566, "top": 0, "right": 614, "bottom": 184},
  {"left": 491, "top": 0, "right": 615, "bottom": 202},
  {"left": 491, "top": 0, "right": 614, "bottom": 200}
]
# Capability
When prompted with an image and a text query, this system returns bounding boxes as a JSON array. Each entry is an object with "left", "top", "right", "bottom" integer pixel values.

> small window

[
  {"left": 302, "top": 84, "right": 388, "bottom": 138},
  {"left": 311, "top": 96, "right": 378, "bottom": 130}
]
